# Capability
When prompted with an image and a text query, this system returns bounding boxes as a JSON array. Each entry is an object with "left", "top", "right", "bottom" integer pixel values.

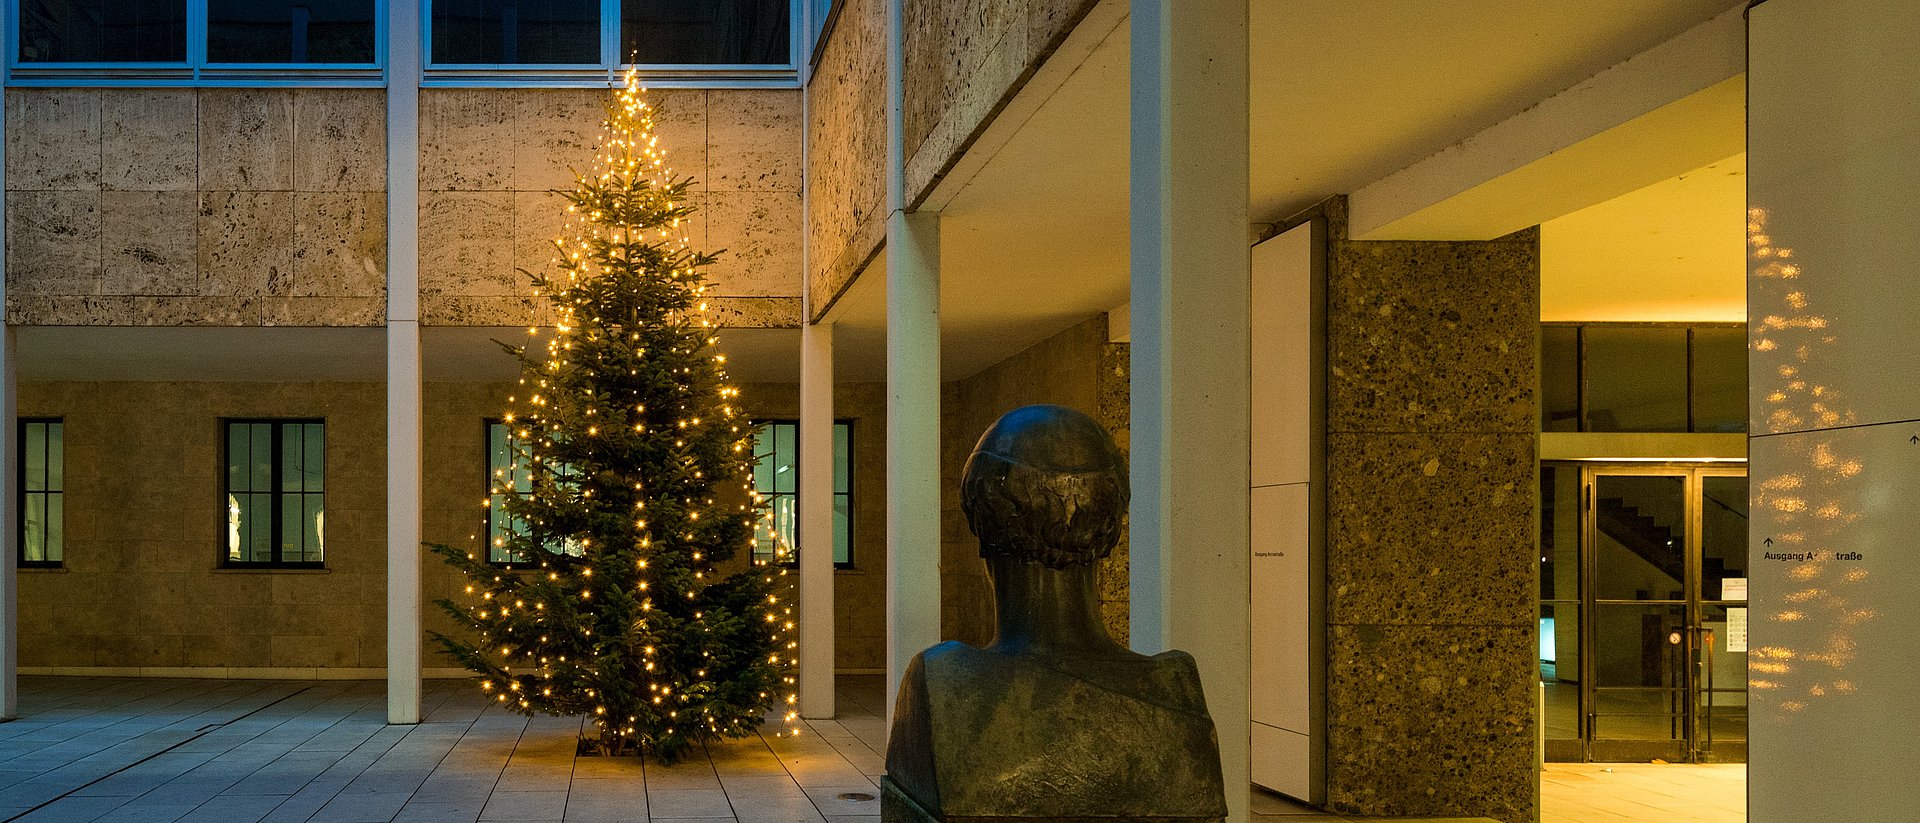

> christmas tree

[{"left": 432, "top": 69, "right": 795, "bottom": 762}]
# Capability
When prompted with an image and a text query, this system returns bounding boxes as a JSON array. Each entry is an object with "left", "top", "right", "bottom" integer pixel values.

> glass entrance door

[{"left": 1540, "top": 464, "right": 1749, "bottom": 762}]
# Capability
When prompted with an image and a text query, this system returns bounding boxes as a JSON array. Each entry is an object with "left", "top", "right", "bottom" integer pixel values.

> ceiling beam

[{"left": 1348, "top": 4, "right": 1745, "bottom": 241}]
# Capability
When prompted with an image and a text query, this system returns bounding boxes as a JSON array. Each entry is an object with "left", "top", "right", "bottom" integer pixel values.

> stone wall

[
  {"left": 938, "top": 314, "right": 1124, "bottom": 645},
  {"left": 5, "top": 89, "right": 387, "bottom": 326},
  {"left": 805, "top": 0, "right": 887, "bottom": 321},
  {"left": 16, "top": 381, "right": 388, "bottom": 674},
  {"left": 3, "top": 85, "right": 804, "bottom": 330},
  {"left": 1323, "top": 224, "right": 1539, "bottom": 823},
  {"left": 16, "top": 377, "right": 888, "bottom": 675},
  {"left": 901, "top": 0, "right": 1099, "bottom": 202},
  {"left": 417, "top": 88, "right": 802, "bottom": 328},
  {"left": 805, "top": 0, "right": 1100, "bottom": 322}
]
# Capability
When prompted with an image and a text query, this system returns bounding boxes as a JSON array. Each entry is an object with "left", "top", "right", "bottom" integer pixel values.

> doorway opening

[{"left": 1542, "top": 462, "right": 1748, "bottom": 763}]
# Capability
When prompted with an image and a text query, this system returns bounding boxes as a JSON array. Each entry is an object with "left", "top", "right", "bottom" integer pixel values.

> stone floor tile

[
  {"left": 798, "top": 786, "right": 879, "bottom": 818},
  {"left": 646, "top": 788, "right": 733, "bottom": 819},
  {"left": 309, "top": 789, "right": 414, "bottom": 823},
  {"left": 15, "top": 794, "right": 132, "bottom": 822},
  {"left": 392, "top": 799, "right": 488, "bottom": 823},
  {"left": 481, "top": 790, "right": 571, "bottom": 821}
]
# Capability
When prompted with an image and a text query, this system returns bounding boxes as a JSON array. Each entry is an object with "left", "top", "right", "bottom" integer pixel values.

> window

[
  {"left": 19, "top": 419, "right": 63, "bottom": 568},
  {"left": 224, "top": 420, "right": 325, "bottom": 566},
  {"left": 11, "top": 0, "right": 380, "bottom": 83},
  {"left": 484, "top": 420, "right": 582, "bottom": 565},
  {"left": 1539, "top": 323, "right": 1748, "bottom": 434},
  {"left": 750, "top": 420, "right": 850, "bottom": 567},
  {"left": 426, "top": 0, "right": 797, "bottom": 84}
]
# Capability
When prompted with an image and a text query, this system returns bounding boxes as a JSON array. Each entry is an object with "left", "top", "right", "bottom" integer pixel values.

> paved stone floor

[
  {"left": 1541, "top": 762, "right": 1744, "bottom": 823},
  {"left": 0, "top": 675, "right": 1741, "bottom": 823}
]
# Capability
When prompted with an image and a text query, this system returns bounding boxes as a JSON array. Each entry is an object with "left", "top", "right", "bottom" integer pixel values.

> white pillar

[
  {"left": 385, "top": 0, "right": 423, "bottom": 725},
  {"left": 798, "top": 320, "right": 836, "bottom": 719},
  {"left": 883, "top": 0, "right": 942, "bottom": 724},
  {"left": 0, "top": 75, "right": 16, "bottom": 720},
  {"left": 1129, "top": 2, "right": 1250, "bottom": 821},
  {"left": 0, "top": 326, "right": 15, "bottom": 721},
  {"left": 1749, "top": 1, "right": 1920, "bottom": 818}
]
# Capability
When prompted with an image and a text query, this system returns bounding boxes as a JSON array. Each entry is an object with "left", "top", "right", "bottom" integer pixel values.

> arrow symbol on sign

[
  {"left": 1764, "top": 537, "right": 1774, "bottom": 547},
  {"left": 1911, "top": 434, "right": 1919, "bottom": 444}
]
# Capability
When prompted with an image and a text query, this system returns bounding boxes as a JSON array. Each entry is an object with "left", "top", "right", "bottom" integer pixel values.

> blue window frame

[
  {"left": 751, "top": 419, "right": 851, "bottom": 568},
  {"left": 19, "top": 418, "right": 64, "bottom": 568},
  {"left": 8, "top": 0, "right": 385, "bottom": 85},
  {"left": 423, "top": 0, "right": 799, "bottom": 87}
]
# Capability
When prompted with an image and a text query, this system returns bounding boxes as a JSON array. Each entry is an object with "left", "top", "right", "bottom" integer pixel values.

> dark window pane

[
  {"left": 1540, "top": 603, "right": 1578, "bottom": 740},
  {"left": 622, "top": 0, "right": 790, "bottom": 65},
  {"left": 1585, "top": 327, "right": 1689, "bottom": 432},
  {"left": 432, "top": 0, "right": 599, "bottom": 64},
  {"left": 1541, "top": 326, "right": 1580, "bottom": 432},
  {"left": 1701, "top": 475, "right": 1748, "bottom": 601},
  {"left": 208, "top": 0, "right": 376, "bottom": 64},
  {"left": 1593, "top": 475, "right": 1686, "bottom": 601},
  {"left": 1691, "top": 326, "right": 1748, "bottom": 433},
  {"left": 18, "top": 0, "right": 186, "bottom": 62},
  {"left": 1540, "top": 464, "right": 1579, "bottom": 601}
]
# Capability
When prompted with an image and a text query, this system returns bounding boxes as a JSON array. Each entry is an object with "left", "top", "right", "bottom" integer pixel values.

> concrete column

[
  {"left": 0, "top": 75, "right": 16, "bottom": 720},
  {"left": 385, "top": 0, "right": 424, "bottom": 725},
  {"left": 1128, "top": 3, "right": 1250, "bottom": 821},
  {"left": 0, "top": 326, "right": 15, "bottom": 721},
  {"left": 883, "top": 0, "right": 942, "bottom": 723},
  {"left": 798, "top": 320, "right": 836, "bottom": 719}
]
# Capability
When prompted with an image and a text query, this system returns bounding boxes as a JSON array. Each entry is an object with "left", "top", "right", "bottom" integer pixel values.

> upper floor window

[
  {"left": 1541, "top": 322, "right": 1747, "bottom": 434},
  {"left": 19, "top": 418, "right": 64, "bottom": 568},
  {"left": 426, "top": 0, "right": 796, "bottom": 84},
  {"left": 11, "top": 0, "right": 380, "bottom": 83},
  {"left": 224, "top": 419, "right": 325, "bottom": 567},
  {"left": 751, "top": 419, "right": 851, "bottom": 568}
]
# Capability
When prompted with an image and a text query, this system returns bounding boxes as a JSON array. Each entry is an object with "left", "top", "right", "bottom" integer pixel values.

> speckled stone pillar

[{"left": 1324, "top": 223, "right": 1539, "bottom": 823}]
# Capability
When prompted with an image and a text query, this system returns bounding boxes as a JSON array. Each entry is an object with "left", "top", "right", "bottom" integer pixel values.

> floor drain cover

[{"left": 837, "top": 792, "right": 877, "bottom": 802}]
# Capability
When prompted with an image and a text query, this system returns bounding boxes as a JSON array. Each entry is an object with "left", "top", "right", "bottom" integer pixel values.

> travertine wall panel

[
  {"left": 6, "top": 90, "right": 100, "bottom": 190},
  {"left": 102, "top": 190, "right": 195, "bottom": 294},
  {"left": 1323, "top": 225, "right": 1539, "bottom": 823},
  {"left": 899, "top": 0, "right": 1100, "bottom": 205},
  {"left": 4, "top": 88, "right": 388, "bottom": 326},
  {"left": 198, "top": 89, "right": 295, "bottom": 191},
  {"left": 16, "top": 381, "right": 389, "bottom": 673},
  {"left": 940, "top": 315, "right": 1120, "bottom": 645},
  {"left": 805, "top": 0, "right": 887, "bottom": 320},
  {"left": 103, "top": 91, "right": 197, "bottom": 190},
  {"left": 418, "top": 87, "right": 799, "bottom": 326}
]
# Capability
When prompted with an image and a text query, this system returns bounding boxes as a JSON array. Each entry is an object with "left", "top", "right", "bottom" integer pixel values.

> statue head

[{"left": 961, "top": 405, "right": 1128, "bottom": 569}]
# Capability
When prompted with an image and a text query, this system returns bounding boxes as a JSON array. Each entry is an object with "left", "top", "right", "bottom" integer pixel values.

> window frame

[
  {"left": 220, "top": 417, "right": 327, "bottom": 569},
  {"left": 1539, "top": 321, "right": 1748, "bottom": 434},
  {"left": 482, "top": 418, "right": 584, "bottom": 567},
  {"left": 422, "top": 0, "right": 801, "bottom": 88},
  {"left": 6, "top": 0, "right": 389, "bottom": 87},
  {"left": 18, "top": 417, "right": 64, "bottom": 569},
  {"left": 750, "top": 418, "right": 852, "bottom": 570}
]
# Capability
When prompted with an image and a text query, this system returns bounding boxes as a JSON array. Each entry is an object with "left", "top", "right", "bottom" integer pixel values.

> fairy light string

[{"left": 429, "top": 67, "right": 798, "bottom": 761}]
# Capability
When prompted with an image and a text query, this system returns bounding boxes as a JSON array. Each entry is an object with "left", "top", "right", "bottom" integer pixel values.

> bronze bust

[{"left": 882, "top": 405, "right": 1227, "bottom": 823}]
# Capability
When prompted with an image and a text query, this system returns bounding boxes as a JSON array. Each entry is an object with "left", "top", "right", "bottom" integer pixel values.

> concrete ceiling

[
  {"left": 1542, "top": 154, "right": 1747, "bottom": 323},
  {"left": 829, "top": 0, "right": 1747, "bottom": 382}
]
